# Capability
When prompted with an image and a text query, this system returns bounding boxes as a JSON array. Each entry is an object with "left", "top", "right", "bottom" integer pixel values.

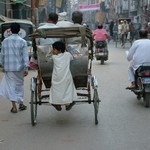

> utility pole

[
  {"left": 5, "top": 0, "right": 7, "bottom": 17},
  {"left": 128, "top": 0, "right": 130, "bottom": 18},
  {"left": 31, "top": 0, "right": 39, "bottom": 27},
  {"left": 31, "top": 0, "right": 35, "bottom": 23}
]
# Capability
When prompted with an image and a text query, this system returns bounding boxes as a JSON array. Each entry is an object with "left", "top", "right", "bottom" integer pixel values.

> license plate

[
  {"left": 142, "top": 78, "right": 150, "bottom": 83},
  {"left": 99, "top": 53, "right": 104, "bottom": 56}
]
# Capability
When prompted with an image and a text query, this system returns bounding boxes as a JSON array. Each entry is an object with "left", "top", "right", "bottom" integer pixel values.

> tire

[
  {"left": 137, "top": 93, "right": 141, "bottom": 100},
  {"left": 93, "top": 89, "right": 100, "bottom": 125},
  {"left": 143, "top": 93, "right": 150, "bottom": 108},
  {"left": 115, "top": 34, "right": 118, "bottom": 48},
  {"left": 101, "top": 59, "right": 104, "bottom": 65},
  {"left": 115, "top": 39, "right": 117, "bottom": 48},
  {"left": 30, "top": 77, "right": 38, "bottom": 126}
]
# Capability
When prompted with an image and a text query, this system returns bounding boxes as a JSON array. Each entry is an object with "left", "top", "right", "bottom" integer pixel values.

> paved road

[{"left": 0, "top": 41, "right": 150, "bottom": 150}]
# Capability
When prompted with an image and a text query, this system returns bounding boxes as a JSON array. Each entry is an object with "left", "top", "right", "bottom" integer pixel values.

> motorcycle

[
  {"left": 95, "top": 41, "right": 108, "bottom": 64},
  {"left": 129, "top": 64, "right": 150, "bottom": 108}
]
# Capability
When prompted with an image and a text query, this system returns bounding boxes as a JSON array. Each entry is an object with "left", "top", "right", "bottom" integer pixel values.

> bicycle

[{"left": 113, "top": 31, "right": 120, "bottom": 48}]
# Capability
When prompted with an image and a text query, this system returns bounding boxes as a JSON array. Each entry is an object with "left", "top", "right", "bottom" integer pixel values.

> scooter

[
  {"left": 128, "top": 64, "right": 150, "bottom": 108},
  {"left": 95, "top": 41, "right": 108, "bottom": 64}
]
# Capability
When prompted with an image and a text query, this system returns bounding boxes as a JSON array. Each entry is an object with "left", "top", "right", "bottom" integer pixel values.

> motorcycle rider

[
  {"left": 92, "top": 24, "right": 110, "bottom": 51},
  {"left": 93, "top": 24, "right": 110, "bottom": 42},
  {"left": 126, "top": 30, "right": 150, "bottom": 89}
]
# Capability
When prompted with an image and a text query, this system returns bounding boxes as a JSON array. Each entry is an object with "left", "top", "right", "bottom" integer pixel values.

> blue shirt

[{"left": 1, "top": 34, "right": 29, "bottom": 72}]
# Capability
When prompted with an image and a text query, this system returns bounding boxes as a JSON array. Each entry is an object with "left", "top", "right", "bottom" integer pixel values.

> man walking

[{"left": 0, "top": 23, "right": 29, "bottom": 113}]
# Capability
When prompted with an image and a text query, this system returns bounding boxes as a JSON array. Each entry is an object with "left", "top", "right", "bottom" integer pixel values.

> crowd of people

[{"left": 103, "top": 19, "right": 150, "bottom": 47}]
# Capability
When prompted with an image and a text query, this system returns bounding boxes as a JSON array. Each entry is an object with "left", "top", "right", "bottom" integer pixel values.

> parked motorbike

[
  {"left": 95, "top": 41, "right": 108, "bottom": 64},
  {"left": 129, "top": 64, "right": 150, "bottom": 108}
]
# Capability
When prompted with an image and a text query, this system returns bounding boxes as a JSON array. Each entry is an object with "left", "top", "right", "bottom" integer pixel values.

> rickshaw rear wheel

[
  {"left": 143, "top": 93, "right": 150, "bottom": 108},
  {"left": 93, "top": 89, "right": 100, "bottom": 125},
  {"left": 30, "top": 77, "right": 38, "bottom": 126}
]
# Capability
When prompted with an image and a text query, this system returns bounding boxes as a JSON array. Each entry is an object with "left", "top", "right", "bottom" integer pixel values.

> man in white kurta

[
  {"left": 37, "top": 12, "right": 60, "bottom": 46},
  {"left": 49, "top": 51, "right": 77, "bottom": 105},
  {"left": 126, "top": 30, "right": 150, "bottom": 88}
]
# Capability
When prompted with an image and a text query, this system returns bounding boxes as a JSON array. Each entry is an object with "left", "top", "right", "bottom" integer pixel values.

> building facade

[
  {"left": 105, "top": 0, "right": 150, "bottom": 24},
  {"left": 0, "top": 0, "right": 149, "bottom": 26}
]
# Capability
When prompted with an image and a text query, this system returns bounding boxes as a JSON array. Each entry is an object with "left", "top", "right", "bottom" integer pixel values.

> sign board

[
  {"left": 39, "top": 0, "right": 46, "bottom": 6},
  {"left": 95, "top": 12, "right": 106, "bottom": 24},
  {"left": 56, "top": 0, "right": 62, "bottom": 8},
  {"left": 79, "top": 4, "right": 100, "bottom": 11}
]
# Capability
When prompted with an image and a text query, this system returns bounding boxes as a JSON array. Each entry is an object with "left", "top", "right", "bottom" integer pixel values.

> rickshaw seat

[{"left": 37, "top": 44, "right": 89, "bottom": 88}]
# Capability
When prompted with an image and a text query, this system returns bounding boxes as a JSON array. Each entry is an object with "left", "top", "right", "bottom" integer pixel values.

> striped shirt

[{"left": 1, "top": 34, "right": 29, "bottom": 72}]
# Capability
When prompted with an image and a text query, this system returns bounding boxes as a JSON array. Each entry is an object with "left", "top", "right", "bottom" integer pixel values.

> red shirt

[{"left": 93, "top": 29, "right": 110, "bottom": 41}]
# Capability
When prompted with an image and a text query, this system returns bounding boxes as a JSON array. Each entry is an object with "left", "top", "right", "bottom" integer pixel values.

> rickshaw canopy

[{"left": 29, "top": 26, "right": 93, "bottom": 48}]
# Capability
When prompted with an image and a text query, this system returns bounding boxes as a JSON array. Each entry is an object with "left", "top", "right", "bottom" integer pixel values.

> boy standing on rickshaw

[{"left": 49, "top": 41, "right": 77, "bottom": 111}]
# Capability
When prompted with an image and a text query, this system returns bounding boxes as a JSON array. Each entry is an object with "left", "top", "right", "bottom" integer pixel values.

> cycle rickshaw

[
  {"left": 29, "top": 26, "right": 100, "bottom": 126},
  {"left": 0, "top": 20, "right": 34, "bottom": 57}
]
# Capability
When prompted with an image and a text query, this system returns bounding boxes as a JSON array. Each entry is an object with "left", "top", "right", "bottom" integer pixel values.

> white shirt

[
  {"left": 127, "top": 39, "right": 150, "bottom": 70},
  {"left": 49, "top": 52, "right": 77, "bottom": 104},
  {"left": 56, "top": 21, "right": 73, "bottom": 27},
  {"left": 37, "top": 23, "right": 60, "bottom": 46}
]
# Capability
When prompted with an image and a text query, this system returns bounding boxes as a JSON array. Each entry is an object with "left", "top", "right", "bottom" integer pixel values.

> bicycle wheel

[
  {"left": 115, "top": 34, "right": 118, "bottom": 48},
  {"left": 143, "top": 92, "right": 150, "bottom": 108},
  {"left": 30, "top": 77, "right": 38, "bottom": 126},
  {"left": 93, "top": 89, "right": 100, "bottom": 125}
]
